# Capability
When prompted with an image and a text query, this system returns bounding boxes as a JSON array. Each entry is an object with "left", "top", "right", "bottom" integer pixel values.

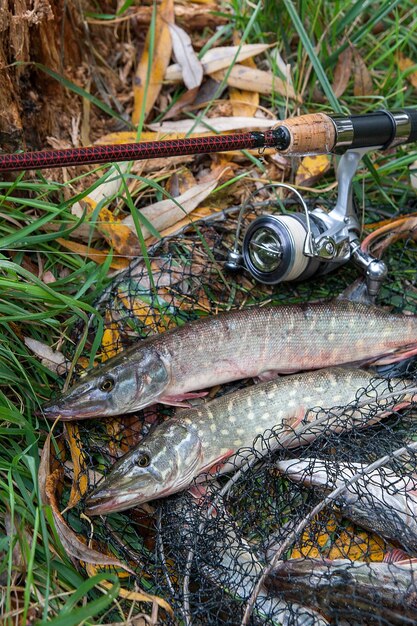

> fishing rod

[
  {"left": 1, "top": 109, "right": 416, "bottom": 298},
  {"left": 0, "top": 110, "right": 416, "bottom": 172}
]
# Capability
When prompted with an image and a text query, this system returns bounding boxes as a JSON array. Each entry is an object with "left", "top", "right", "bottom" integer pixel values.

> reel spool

[{"left": 241, "top": 186, "right": 329, "bottom": 285}]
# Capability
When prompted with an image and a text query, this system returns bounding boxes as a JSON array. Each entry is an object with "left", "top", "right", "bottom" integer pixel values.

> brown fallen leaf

[
  {"left": 1, "top": 511, "right": 29, "bottom": 584},
  {"left": 148, "top": 115, "right": 277, "bottom": 134},
  {"left": 146, "top": 205, "right": 224, "bottom": 244},
  {"left": 39, "top": 432, "right": 134, "bottom": 575},
  {"left": 295, "top": 155, "right": 331, "bottom": 187},
  {"left": 353, "top": 48, "right": 373, "bottom": 96},
  {"left": 397, "top": 52, "right": 417, "bottom": 90},
  {"left": 168, "top": 23, "right": 203, "bottom": 89},
  {"left": 160, "top": 86, "right": 200, "bottom": 120},
  {"left": 24, "top": 337, "right": 68, "bottom": 375},
  {"left": 361, "top": 215, "right": 417, "bottom": 257},
  {"left": 210, "top": 64, "right": 299, "bottom": 100},
  {"left": 165, "top": 43, "right": 272, "bottom": 82},
  {"left": 90, "top": 205, "right": 142, "bottom": 257},
  {"left": 132, "top": 0, "right": 174, "bottom": 125},
  {"left": 65, "top": 423, "right": 89, "bottom": 510},
  {"left": 332, "top": 46, "right": 353, "bottom": 98},
  {"left": 56, "top": 239, "right": 129, "bottom": 271},
  {"left": 122, "top": 176, "right": 219, "bottom": 238},
  {"left": 165, "top": 168, "right": 196, "bottom": 197}
]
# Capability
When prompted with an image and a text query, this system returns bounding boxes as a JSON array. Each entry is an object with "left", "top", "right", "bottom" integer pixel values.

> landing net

[{"left": 52, "top": 194, "right": 417, "bottom": 625}]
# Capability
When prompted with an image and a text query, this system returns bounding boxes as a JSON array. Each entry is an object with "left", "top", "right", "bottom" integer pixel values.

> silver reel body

[{"left": 226, "top": 147, "right": 387, "bottom": 298}]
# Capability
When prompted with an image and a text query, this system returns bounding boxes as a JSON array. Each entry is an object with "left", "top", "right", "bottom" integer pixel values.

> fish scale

[
  {"left": 43, "top": 300, "right": 417, "bottom": 420},
  {"left": 85, "top": 367, "right": 415, "bottom": 515}
]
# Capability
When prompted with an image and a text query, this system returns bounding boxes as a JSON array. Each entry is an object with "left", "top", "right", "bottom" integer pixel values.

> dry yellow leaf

[
  {"left": 84, "top": 205, "right": 141, "bottom": 257},
  {"left": 290, "top": 514, "right": 387, "bottom": 562},
  {"left": 397, "top": 52, "right": 417, "bottom": 90},
  {"left": 210, "top": 64, "right": 300, "bottom": 101},
  {"left": 85, "top": 562, "right": 172, "bottom": 614},
  {"left": 230, "top": 34, "right": 259, "bottom": 117},
  {"left": 295, "top": 155, "right": 331, "bottom": 187},
  {"left": 96, "top": 131, "right": 188, "bottom": 144},
  {"left": 132, "top": 0, "right": 174, "bottom": 125},
  {"left": 65, "top": 423, "right": 89, "bottom": 509},
  {"left": 117, "top": 292, "right": 174, "bottom": 333},
  {"left": 56, "top": 238, "right": 129, "bottom": 271},
  {"left": 101, "top": 310, "right": 123, "bottom": 360}
]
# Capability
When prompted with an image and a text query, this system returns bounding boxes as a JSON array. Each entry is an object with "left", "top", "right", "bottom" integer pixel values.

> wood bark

[{"left": 0, "top": 1, "right": 94, "bottom": 151}]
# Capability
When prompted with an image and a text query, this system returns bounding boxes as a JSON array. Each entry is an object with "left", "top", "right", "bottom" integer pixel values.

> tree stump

[{"left": 0, "top": 0, "right": 85, "bottom": 151}]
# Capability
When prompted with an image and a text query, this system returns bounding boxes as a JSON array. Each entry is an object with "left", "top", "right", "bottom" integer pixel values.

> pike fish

[
  {"left": 85, "top": 367, "right": 416, "bottom": 515},
  {"left": 42, "top": 300, "right": 417, "bottom": 420},
  {"left": 265, "top": 557, "right": 417, "bottom": 625},
  {"left": 276, "top": 458, "right": 417, "bottom": 552}
]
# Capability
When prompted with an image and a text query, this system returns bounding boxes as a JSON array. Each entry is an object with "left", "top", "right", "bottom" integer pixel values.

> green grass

[{"left": 1, "top": 0, "right": 417, "bottom": 623}]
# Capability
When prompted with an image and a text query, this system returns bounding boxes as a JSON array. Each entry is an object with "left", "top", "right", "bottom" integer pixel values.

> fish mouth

[
  {"left": 40, "top": 402, "right": 101, "bottom": 421},
  {"left": 85, "top": 479, "right": 176, "bottom": 515},
  {"left": 85, "top": 489, "right": 164, "bottom": 516}
]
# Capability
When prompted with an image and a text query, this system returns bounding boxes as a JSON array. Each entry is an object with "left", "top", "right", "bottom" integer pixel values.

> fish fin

[
  {"left": 159, "top": 391, "right": 209, "bottom": 407},
  {"left": 384, "top": 548, "right": 411, "bottom": 563},
  {"left": 199, "top": 450, "right": 234, "bottom": 476},
  {"left": 279, "top": 407, "right": 307, "bottom": 447},
  {"left": 208, "top": 450, "right": 234, "bottom": 475},
  {"left": 337, "top": 278, "right": 375, "bottom": 304},
  {"left": 188, "top": 484, "right": 220, "bottom": 515},
  {"left": 188, "top": 484, "right": 208, "bottom": 501},
  {"left": 256, "top": 370, "right": 281, "bottom": 383},
  {"left": 290, "top": 406, "right": 308, "bottom": 431},
  {"left": 369, "top": 344, "right": 417, "bottom": 366}
]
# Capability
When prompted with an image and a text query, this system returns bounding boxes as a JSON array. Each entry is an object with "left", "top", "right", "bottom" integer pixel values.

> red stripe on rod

[{"left": 0, "top": 131, "right": 278, "bottom": 173}]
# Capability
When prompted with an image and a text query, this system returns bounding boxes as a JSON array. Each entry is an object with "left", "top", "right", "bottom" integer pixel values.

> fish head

[
  {"left": 85, "top": 419, "right": 203, "bottom": 514},
  {"left": 41, "top": 346, "right": 170, "bottom": 420}
]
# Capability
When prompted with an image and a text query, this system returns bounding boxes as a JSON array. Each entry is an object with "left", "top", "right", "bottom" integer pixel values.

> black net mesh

[{"left": 50, "top": 194, "right": 417, "bottom": 625}]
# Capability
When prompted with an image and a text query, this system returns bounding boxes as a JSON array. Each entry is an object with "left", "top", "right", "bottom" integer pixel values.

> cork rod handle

[{"left": 274, "top": 113, "right": 336, "bottom": 155}]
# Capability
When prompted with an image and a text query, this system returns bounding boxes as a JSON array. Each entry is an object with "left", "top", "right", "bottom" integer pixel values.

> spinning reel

[{"left": 225, "top": 148, "right": 388, "bottom": 297}]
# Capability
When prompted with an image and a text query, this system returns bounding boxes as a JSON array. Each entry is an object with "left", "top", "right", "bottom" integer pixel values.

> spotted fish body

[
  {"left": 43, "top": 300, "right": 417, "bottom": 420},
  {"left": 85, "top": 368, "right": 415, "bottom": 515}
]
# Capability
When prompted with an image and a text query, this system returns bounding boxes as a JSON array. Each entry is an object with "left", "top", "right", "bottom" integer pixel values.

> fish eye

[
  {"left": 138, "top": 453, "right": 151, "bottom": 468},
  {"left": 100, "top": 377, "right": 115, "bottom": 392}
]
